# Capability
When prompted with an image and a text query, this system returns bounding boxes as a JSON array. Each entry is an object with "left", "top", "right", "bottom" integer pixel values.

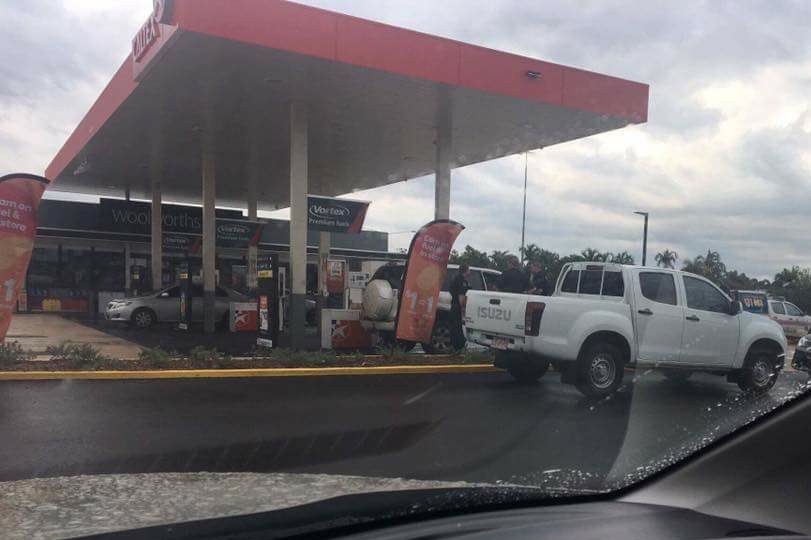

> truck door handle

[
  {"left": 638, "top": 309, "right": 653, "bottom": 316},
  {"left": 686, "top": 315, "right": 700, "bottom": 322}
]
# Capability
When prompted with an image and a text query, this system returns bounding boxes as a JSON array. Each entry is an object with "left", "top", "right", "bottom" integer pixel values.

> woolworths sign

[{"left": 99, "top": 199, "right": 241, "bottom": 235}]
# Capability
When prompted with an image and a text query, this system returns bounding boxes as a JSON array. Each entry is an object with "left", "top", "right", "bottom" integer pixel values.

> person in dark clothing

[
  {"left": 497, "top": 256, "right": 530, "bottom": 293},
  {"left": 528, "top": 261, "right": 550, "bottom": 296},
  {"left": 449, "top": 264, "right": 471, "bottom": 350}
]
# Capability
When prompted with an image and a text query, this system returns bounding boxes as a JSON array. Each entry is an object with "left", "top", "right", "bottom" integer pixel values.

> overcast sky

[{"left": 2, "top": 0, "right": 810, "bottom": 277}]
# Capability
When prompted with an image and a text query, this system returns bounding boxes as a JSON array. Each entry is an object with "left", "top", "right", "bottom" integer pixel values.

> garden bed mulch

[{"left": 0, "top": 343, "right": 494, "bottom": 372}]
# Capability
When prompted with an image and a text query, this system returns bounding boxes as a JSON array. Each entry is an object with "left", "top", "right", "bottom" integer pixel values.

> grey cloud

[
  {"left": 739, "top": 118, "right": 811, "bottom": 192},
  {"left": 3, "top": 0, "right": 811, "bottom": 280}
]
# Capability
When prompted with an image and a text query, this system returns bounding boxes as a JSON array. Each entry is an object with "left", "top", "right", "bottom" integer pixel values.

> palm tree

[
  {"left": 610, "top": 251, "right": 635, "bottom": 265},
  {"left": 681, "top": 256, "right": 705, "bottom": 275},
  {"left": 580, "top": 248, "right": 608, "bottom": 262},
  {"left": 452, "top": 245, "right": 491, "bottom": 268},
  {"left": 703, "top": 250, "right": 726, "bottom": 282},
  {"left": 489, "top": 250, "right": 515, "bottom": 272},
  {"left": 655, "top": 249, "right": 678, "bottom": 269},
  {"left": 520, "top": 243, "right": 543, "bottom": 265}
]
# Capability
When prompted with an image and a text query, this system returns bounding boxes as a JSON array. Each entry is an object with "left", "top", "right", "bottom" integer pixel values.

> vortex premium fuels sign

[
  {"left": 0, "top": 173, "right": 49, "bottom": 341},
  {"left": 306, "top": 195, "right": 369, "bottom": 234}
]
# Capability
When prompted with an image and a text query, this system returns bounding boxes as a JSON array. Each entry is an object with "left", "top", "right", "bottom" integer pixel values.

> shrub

[
  {"left": 188, "top": 346, "right": 230, "bottom": 369},
  {"left": 139, "top": 347, "right": 173, "bottom": 368},
  {"left": 0, "top": 341, "right": 35, "bottom": 366},
  {"left": 376, "top": 345, "right": 414, "bottom": 363},
  {"left": 46, "top": 342, "right": 108, "bottom": 370}
]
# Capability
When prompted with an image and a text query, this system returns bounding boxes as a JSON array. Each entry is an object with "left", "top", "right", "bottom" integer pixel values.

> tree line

[{"left": 449, "top": 244, "right": 811, "bottom": 312}]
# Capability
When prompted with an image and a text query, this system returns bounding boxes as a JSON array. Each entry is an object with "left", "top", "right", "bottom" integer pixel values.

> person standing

[
  {"left": 449, "top": 264, "right": 471, "bottom": 350},
  {"left": 528, "top": 261, "right": 550, "bottom": 296},
  {"left": 497, "top": 256, "right": 530, "bottom": 293}
]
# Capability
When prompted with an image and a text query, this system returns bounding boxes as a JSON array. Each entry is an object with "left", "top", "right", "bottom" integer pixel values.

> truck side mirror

[{"left": 729, "top": 301, "right": 742, "bottom": 316}]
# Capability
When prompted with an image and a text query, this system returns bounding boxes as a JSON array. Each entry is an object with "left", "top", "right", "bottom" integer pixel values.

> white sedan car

[{"left": 105, "top": 285, "right": 250, "bottom": 328}]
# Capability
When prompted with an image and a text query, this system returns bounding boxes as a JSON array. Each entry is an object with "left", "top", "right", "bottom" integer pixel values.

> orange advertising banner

[
  {"left": 395, "top": 220, "right": 465, "bottom": 343},
  {"left": 0, "top": 174, "right": 49, "bottom": 341}
]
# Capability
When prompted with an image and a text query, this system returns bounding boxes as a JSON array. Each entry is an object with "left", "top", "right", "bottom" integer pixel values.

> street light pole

[
  {"left": 520, "top": 152, "right": 528, "bottom": 265},
  {"left": 634, "top": 211, "right": 649, "bottom": 266}
]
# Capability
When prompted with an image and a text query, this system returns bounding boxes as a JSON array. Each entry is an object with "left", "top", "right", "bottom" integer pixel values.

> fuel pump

[
  {"left": 256, "top": 254, "right": 278, "bottom": 348},
  {"left": 129, "top": 265, "right": 146, "bottom": 296},
  {"left": 178, "top": 259, "right": 192, "bottom": 331}
]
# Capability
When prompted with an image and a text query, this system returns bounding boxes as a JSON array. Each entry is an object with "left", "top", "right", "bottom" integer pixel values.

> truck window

[
  {"left": 602, "top": 271, "right": 624, "bottom": 297},
  {"left": 561, "top": 269, "right": 579, "bottom": 293},
  {"left": 467, "top": 270, "right": 485, "bottom": 291},
  {"left": 579, "top": 269, "right": 602, "bottom": 295},
  {"left": 639, "top": 272, "right": 677, "bottom": 305},
  {"left": 683, "top": 276, "right": 729, "bottom": 313},
  {"left": 785, "top": 303, "right": 803, "bottom": 316},
  {"left": 771, "top": 301, "right": 786, "bottom": 315},
  {"left": 482, "top": 272, "right": 499, "bottom": 291}
]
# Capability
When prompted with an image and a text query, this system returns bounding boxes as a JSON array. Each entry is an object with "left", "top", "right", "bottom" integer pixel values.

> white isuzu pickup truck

[{"left": 465, "top": 262, "right": 787, "bottom": 398}]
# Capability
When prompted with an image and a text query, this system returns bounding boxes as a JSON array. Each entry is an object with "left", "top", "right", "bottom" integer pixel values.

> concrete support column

[
  {"left": 317, "top": 231, "right": 330, "bottom": 344},
  {"left": 151, "top": 178, "right": 162, "bottom": 290},
  {"left": 202, "top": 148, "right": 217, "bottom": 333},
  {"left": 124, "top": 243, "right": 132, "bottom": 293},
  {"left": 289, "top": 101, "right": 309, "bottom": 349},
  {"left": 247, "top": 180, "right": 258, "bottom": 293},
  {"left": 434, "top": 96, "right": 452, "bottom": 221}
]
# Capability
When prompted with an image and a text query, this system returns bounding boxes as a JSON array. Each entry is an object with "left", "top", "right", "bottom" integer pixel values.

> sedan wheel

[{"left": 132, "top": 308, "right": 156, "bottom": 329}]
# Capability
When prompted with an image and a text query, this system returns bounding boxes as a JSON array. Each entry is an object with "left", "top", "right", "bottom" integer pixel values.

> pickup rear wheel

[
  {"left": 738, "top": 347, "right": 779, "bottom": 394},
  {"left": 576, "top": 342, "right": 625, "bottom": 398},
  {"left": 498, "top": 352, "right": 549, "bottom": 383}
]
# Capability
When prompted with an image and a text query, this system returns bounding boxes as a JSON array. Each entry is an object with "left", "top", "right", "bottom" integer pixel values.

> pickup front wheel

[
  {"left": 738, "top": 347, "right": 780, "bottom": 394},
  {"left": 576, "top": 342, "right": 625, "bottom": 398}
]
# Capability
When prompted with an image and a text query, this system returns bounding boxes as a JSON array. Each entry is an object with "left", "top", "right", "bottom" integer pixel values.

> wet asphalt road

[{"left": 1, "top": 369, "right": 809, "bottom": 491}]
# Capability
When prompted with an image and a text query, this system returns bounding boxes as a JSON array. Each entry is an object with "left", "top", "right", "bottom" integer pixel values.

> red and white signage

[
  {"left": 0, "top": 174, "right": 48, "bottom": 341},
  {"left": 132, "top": 0, "right": 178, "bottom": 80},
  {"left": 230, "top": 302, "right": 258, "bottom": 332},
  {"left": 395, "top": 220, "right": 465, "bottom": 344}
]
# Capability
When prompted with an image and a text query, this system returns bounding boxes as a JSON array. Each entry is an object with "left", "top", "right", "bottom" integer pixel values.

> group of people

[
  {"left": 448, "top": 256, "right": 550, "bottom": 350},
  {"left": 494, "top": 256, "right": 550, "bottom": 296}
]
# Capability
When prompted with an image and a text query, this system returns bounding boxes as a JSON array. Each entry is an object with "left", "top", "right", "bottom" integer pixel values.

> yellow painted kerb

[{"left": 0, "top": 364, "right": 499, "bottom": 381}]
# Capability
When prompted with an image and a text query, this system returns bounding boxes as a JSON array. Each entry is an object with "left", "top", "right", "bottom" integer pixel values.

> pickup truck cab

[{"left": 466, "top": 262, "right": 787, "bottom": 398}]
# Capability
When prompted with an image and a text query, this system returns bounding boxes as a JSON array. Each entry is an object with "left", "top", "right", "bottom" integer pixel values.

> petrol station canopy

[{"left": 45, "top": 0, "right": 649, "bottom": 209}]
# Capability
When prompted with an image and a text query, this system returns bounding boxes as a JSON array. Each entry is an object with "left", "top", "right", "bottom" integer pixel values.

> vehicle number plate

[{"left": 492, "top": 337, "right": 509, "bottom": 350}]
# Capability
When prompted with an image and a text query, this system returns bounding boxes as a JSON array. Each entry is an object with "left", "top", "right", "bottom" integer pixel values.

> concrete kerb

[{"left": 0, "top": 364, "right": 499, "bottom": 381}]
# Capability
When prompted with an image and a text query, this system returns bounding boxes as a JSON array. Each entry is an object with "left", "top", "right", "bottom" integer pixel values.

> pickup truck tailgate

[{"left": 465, "top": 291, "right": 527, "bottom": 337}]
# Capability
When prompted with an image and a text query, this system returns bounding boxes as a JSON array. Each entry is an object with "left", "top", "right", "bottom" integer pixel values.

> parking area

[
  {"left": 6, "top": 314, "right": 142, "bottom": 360},
  {"left": 6, "top": 314, "right": 319, "bottom": 358}
]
